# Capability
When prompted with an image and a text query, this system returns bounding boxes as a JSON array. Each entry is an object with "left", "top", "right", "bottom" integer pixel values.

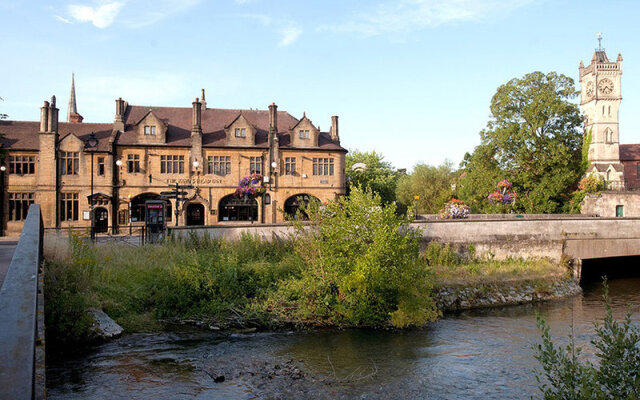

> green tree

[
  {"left": 396, "top": 161, "right": 457, "bottom": 214},
  {"left": 535, "top": 282, "right": 640, "bottom": 399},
  {"left": 269, "top": 187, "right": 439, "bottom": 328},
  {"left": 346, "top": 150, "right": 399, "bottom": 204},
  {"left": 0, "top": 97, "right": 8, "bottom": 120},
  {"left": 458, "top": 72, "right": 584, "bottom": 213}
]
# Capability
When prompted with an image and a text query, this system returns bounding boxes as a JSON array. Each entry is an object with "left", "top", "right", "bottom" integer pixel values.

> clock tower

[{"left": 579, "top": 39, "right": 625, "bottom": 189}]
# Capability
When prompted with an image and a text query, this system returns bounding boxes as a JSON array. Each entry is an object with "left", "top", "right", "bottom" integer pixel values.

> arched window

[
  {"left": 218, "top": 194, "right": 258, "bottom": 222},
  {"left": 284, "top": 194, "right": 320, "bottom": 220}
]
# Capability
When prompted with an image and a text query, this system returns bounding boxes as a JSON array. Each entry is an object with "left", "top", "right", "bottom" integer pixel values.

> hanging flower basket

[
  {"left": 235, "top": 173, "right": 266, "bottom": 199},
  {"left": 488, "top": 180, "right": 517, "bottom": 205},
  {"left": 440, "top": 198, "right": 470, "bottom": 219}
]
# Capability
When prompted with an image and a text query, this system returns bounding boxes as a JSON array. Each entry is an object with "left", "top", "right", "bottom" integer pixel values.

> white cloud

[
  {"left": 120, "top": 0, "right": 203, "bottom": 28},
  {"left": 278, "top": 25, "right": 302, "bottom": 47},
  {"left": 323, "top": 0, "right": 536, "bottom": 36},
  {"left": 55, "top": 15, "right": 73, "bottom": 24},
  {"left": 67, "top": 1, "right": 124, "bottom": 29}
]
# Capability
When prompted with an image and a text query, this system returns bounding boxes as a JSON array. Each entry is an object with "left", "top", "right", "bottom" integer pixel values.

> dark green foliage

[
  {"left": 346, "top": 150, "right": 400, "bottom": 205},
  {"left": 535, "top": 282, "right": 640, "bottom": 399},
  {"left": 396, "top": 161, "right": 457, "bottom": 214},
  {"left": 459, "top": 72, "right": 584, "bottom": 214},
  {"left": 269, "top": 187, "right": 439, "bottom": 328}
]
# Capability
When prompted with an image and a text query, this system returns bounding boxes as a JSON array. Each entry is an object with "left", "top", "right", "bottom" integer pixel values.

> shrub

[
  {"left": 269, "top": 187, "right": 439, "bottom": 328},
  {"left": 534, "top": 281, "right": 640, "bottom": 399}
]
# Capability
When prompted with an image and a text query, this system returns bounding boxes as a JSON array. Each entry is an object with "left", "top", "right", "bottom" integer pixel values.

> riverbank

[{"left": 43, "top": 232, "right": 581, "bottom": 354}]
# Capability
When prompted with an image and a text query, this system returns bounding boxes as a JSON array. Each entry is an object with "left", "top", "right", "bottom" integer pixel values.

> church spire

[{"left": 67, "top": 73, "right": 83, "bottom": 123}]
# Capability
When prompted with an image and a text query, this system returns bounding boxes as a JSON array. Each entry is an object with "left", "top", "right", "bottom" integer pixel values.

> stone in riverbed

[{"left": 88, "top": 308, "right": 124, "bottom": 339}]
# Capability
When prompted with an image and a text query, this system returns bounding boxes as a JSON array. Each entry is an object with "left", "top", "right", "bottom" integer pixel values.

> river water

[{"left": 47, "top": 278, "right": 640, "bottom": 399}]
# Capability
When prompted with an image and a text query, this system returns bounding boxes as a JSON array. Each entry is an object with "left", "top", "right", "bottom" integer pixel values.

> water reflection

[{"left": 48, "top": 278, "right": 640, "bottom": 400}]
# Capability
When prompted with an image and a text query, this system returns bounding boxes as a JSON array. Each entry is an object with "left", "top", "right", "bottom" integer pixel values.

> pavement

[{"left": 0, "top": 240, "right": 19, "bottom": 289}]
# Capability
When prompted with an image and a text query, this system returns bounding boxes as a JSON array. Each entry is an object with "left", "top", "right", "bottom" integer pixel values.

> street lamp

[
  {"left": 84, "top": 132, "right": 99, "bottom": 242},
  {"left": 0, "top": 165, "right": 5, "bottom": 237}
]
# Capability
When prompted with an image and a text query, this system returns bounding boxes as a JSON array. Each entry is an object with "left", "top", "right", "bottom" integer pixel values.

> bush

[
  {"left": 534, "top": 281, "right": 640, "bottom": 399},
  {"left": 268, "top": 187, "right": 439, "bottom": 328}
]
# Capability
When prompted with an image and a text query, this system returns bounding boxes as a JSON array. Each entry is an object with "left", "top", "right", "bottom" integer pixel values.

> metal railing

[
  {"left": 44, "top": 225, "right": 147, "bottom": 246},
  {"left": 0, "top": 204, "right": 46, "bottom": 400}
]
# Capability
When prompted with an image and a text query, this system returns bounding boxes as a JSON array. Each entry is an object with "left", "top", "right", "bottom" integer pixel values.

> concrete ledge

[{"left": 0, "top": 204, "right": 44, "bottom": 400}]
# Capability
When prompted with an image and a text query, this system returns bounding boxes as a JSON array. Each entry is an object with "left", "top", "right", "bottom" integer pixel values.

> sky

[{"left": 2, "top": 0, "right": 640, "bottom": 171}]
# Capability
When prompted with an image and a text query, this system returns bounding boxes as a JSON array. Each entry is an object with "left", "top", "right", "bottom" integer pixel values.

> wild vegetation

[
  {"left": 535, "top": 282, "right": 640, "bottom": 400},
  {"left": 44, "top": 188, "right": 440, "bottom": 350}
]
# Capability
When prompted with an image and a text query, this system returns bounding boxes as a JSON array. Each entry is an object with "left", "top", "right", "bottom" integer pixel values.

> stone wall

[
  {"left": 169, "top": 216, "right": 640, "bottom": 262},
  {"left": 581, "top": 191, "right": 640, "bottom": 217}
]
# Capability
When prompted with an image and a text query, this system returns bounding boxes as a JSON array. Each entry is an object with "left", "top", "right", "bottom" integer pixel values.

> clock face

[
  {"left": 598, "top": 78, "right": 614, "bottom": 95},
  {"left": 585, "top": 81, "right": 594, "bottom": 98}
]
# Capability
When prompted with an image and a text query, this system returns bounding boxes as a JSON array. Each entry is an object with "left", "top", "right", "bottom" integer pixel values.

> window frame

[
  {"left": 60, "top": 152, "right": 79, "bottom": 175},
  {"left": 8, "top": 155, "right": 36, "bottom": 175},
  {"left": 312, "top": 157, "right": 334, "bottom": 176},
  {"left": 127, "top": 154, "right": 140, "bottom": 174},
  {"left": 235, "top": 128, "right": 247, "bottom": 138},
  {"left": 8, "top": 192, "right": 35, "bottom": 221},
  {"left": 207, "top": 155, "right": 231, "bottom": 176},
  {"left": 284, "top": 157, "right": 296, "bottom": 175},
  {"left": 250, "top": 156, "right": 263, "bottom": 175},
  {"left": 144, "top": 125, "right": 157, "bottom": 135},
  {"left": 60, "top": 192, "right": 79, "bottom": 221},
  {"left": 160, "top": 155, "right": 185, "bottom": 174}
]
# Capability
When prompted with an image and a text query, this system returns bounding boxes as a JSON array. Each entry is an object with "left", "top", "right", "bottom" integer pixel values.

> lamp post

[
  {"left": 0, "top": 165, "right": 5, "bottom": 237},
  {"left": 115, "top": 159, "right": 123, "bottom": 234},
  {"left": 84, "top": 132, "right": 98, "bottom": 242}
]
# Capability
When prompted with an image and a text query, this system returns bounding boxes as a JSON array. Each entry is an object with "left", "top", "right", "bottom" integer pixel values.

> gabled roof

[
  {"left": 588, "top": 163, "right": 624, "bottom": 173},
  {"left": 0, "top": 121, "right": 112, "bottom": 151},
  {"left": 593, "top": 50, "right": 610, "bottom": 63}
]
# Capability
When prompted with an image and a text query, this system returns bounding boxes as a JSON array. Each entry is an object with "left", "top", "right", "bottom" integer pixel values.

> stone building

[
  {"left": 0, "top": 82, "right": 347, "bottom": 235},
  {"left": 579, "top": 40, "right": 640, "bottom": 216}
]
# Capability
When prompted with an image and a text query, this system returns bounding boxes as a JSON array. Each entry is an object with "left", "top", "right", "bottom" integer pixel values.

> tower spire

[
  {"left": 67, "top": 73, "right": 77, "bottom": 122},
  {"left": 596, "top": 32, "right": 604, "bottom": 52},
  {"left": 67, "top": 73, "right": 83, "bottom": 123}
]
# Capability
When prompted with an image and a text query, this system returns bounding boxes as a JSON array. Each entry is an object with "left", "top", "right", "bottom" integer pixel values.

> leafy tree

[
  {"left": 346, "top": 150, "right": 399, "bottom": 204},
  {"left": 458, "top": 72, "right": 584, "bottom": 213},
  {"left": 268, "top": 187, "right": 439, "bottom": 328},
  {"left": 0, "top": 97, "right": 7, "bottom": 120},
  {"left": 535, "top": 282, "right": 640, "bottom": 399},
  {"left": 396, "top": 161, "right": 456, "bottom": 214}
]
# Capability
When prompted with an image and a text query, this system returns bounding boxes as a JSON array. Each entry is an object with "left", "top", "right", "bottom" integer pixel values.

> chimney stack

[
  {"left": 48, "top": 96, "right": 58, "bottom": 133},
  {"left": 201, "top": 88, "right": 207, "bottom": 110},
  {"left": 40, "top": 101, "right": 49, "bottom": 132},
  {"left": 268, "top": 102, "right": 278, "bottom": 135},
  {"left": 114, "top": 97, "right": 126, "bottom": 131},
  {"left": 330, "top": 115, "right": 340, "bottom": 143},
  {"left": 192, "top": 98, "right": 202, "bottom": 133}
]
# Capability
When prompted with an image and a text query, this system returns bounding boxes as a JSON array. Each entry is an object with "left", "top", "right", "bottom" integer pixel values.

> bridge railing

[{"left": 0, "top": 204, "right": 46, "bottom": 400}]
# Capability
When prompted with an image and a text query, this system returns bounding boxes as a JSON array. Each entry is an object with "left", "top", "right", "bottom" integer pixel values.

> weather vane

[{"left": 596, "top": 32, "right": 603, "bottom": 51}]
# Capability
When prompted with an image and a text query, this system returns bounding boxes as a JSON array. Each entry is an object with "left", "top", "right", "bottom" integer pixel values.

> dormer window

[
  {"left": 235, "top": 128, "right": 246, "bottom": 138},
  {"left": 144, "top": 125, "right": 156, "bottom": 135},
  {"left": 299, "top": 129, "right": 310, "bottom": 139}
]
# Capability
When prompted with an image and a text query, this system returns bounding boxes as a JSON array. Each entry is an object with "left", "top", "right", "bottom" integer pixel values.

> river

[{"left": 47, "top": 278, "right": 640, "bottom": 399}]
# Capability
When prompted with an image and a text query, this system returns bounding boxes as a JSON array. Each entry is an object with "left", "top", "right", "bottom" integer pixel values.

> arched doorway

[
  {"left": 94, "top": 207, "right": 109, "bottom": 233},
  {"left": 186, "top": 203, "right": 205, "bottom": 226},
  {"left": 284, "top": 194, "right": 319, "bottom": 220},
  {"left": 218, "top": 195, "right": 258, "bottom": 222},
  {"left": 130, "top": 193, "right": 160, "bottom": 223}
]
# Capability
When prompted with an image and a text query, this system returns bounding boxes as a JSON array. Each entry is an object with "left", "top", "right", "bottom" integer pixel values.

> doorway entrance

[
  {"left": 186, "top": 203, "right": 205, "bottom": 226},
  {"left": 94, "top": 207, "right": 109, "bottom": 233}
]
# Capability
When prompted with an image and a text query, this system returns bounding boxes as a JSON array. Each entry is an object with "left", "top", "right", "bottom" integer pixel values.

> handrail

[{"left": 0, "top": 204, "right": 45, "bottom": 400}]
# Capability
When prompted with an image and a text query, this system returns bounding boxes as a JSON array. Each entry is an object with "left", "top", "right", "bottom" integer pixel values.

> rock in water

[{"left": 88, "top": 308, "right": 124, "bottom": 339}]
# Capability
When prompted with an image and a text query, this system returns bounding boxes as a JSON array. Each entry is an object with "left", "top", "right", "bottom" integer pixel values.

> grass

[
  {"left": 423, "top": 242, "right": 569, "bottom": 287},
  {"left": 43, "top": 233, "right": 571, "bottom": 352}
]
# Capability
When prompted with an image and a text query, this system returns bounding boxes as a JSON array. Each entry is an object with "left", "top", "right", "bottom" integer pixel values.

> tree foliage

[
  {"left": 458, "top": 72, "right": 584, "bottom": 213},
  {"left": 269, "top": 187, "right": 439, "bottom": 328},
  {"left": 346, "top": 150, "right": 399, "bottom": 204},
  {"left": 535, "top": 282, "right": 640, "bottom": 399},
  {"left": 396, "top": 161, "right": 456, "bottom": 214}
]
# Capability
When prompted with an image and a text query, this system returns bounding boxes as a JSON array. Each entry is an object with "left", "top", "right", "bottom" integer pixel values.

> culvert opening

[{"left": 580, "top": 255, "right": 640, "bottom": 284}]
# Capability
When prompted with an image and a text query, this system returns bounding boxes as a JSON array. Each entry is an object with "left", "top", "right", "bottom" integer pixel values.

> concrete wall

[
  {"left": 169, "top": 216, "right": 640, "bottom": 262},
  {"left": 0, "top": 204, "right": 45, "bottom": 400},
  {"left": 581, "top": 192, "right": 640, "bottom": 217}
]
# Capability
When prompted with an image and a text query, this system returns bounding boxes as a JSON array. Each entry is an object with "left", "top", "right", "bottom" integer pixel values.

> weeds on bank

[
  {"left": 44, "top": 188, "right": 440, "bottom": 349},
  {"left": 424, "top": 242, "right": 567, "bottom": 286}
]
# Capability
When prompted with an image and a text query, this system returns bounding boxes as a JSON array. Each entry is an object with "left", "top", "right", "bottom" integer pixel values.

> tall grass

[
  {"left": 423, "top": 242, "right": 568, "bottom": 286},
  {"left": 44, "top": 233, "right": 300, "bottom": 351}
]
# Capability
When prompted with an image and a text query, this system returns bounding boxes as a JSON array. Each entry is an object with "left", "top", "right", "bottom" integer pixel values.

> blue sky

[{"left": 2, "top": 0, "right": 640, "bottom": 171}]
